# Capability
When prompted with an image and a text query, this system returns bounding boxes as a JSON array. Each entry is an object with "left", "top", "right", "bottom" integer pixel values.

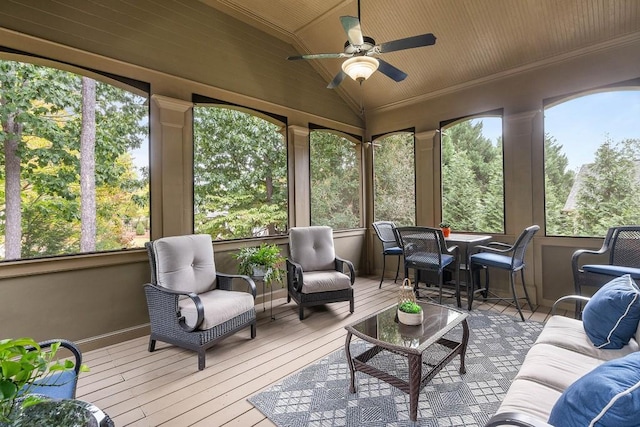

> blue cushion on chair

[
  {"left": 548, "top": 352, "right": 640, "bottom": 427},
  {"left": 582, "top": 274, "right": 640, "bottom": 349},
  {"left": 583, "top": 264, "right": 640, "bottom": 280},
  {"left": 26, "top": 370, "right": 77, "bottom": 399},
  {"left": 383, "top": 246, "right": 403, "bottom": 255},
  {"left": 470, "top": 252, "right": 523, "bottom": 270}
]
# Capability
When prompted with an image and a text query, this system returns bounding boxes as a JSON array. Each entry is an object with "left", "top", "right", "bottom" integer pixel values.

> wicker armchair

[
  {"left": 286, "top": 226, "right": 355, "bottom": 320},
  {"left": 144, "top": 234, "right": 256, "bottom": 370},
  {"left": 572, "top": 225, "right": 640, "bottom": 318},
  {"left": 26, "top": 339, "right": 83, "bottom": 399}
]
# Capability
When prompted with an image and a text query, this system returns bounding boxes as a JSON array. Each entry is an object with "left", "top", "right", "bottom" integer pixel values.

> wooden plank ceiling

[{"left": 200, "top": 0, "right": 640, "bottom": 112}]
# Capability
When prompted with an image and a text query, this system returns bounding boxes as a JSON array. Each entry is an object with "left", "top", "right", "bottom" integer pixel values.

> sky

[{"left": 475, "top": 90, "right": 640, "bottom": 173}]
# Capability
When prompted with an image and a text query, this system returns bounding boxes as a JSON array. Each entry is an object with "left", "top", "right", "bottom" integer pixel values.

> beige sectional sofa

[{"left": 485, "top": 295, "right": 640, "bottom": 427}]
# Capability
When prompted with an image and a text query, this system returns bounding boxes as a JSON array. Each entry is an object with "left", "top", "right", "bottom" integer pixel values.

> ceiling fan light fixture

[{"left": 342, "top": 56, "right": 379, "bottom": 82}]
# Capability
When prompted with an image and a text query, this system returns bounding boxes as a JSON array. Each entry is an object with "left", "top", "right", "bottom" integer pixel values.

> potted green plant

[
  {"left": 397, "top": 301, "right": 424, "bottom": 325},
  {"left": 234, "top": 243, "right": 285, "bottom": 288},
  {"left": 439, "top": 221, "right": 451, "bottom": 237},
  {"left": 0, "top": 338, "right": 87, "bottom": 423}
]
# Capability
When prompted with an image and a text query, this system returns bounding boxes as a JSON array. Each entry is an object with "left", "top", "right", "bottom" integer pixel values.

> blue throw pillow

[
  {"left": 582, "top": 274, "right": 640, "bottom": 349},
  {"left": 548, "top": 352, "right": 640, "bottom": 427}
]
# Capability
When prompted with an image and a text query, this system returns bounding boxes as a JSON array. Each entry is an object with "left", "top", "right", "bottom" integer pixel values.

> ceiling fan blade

[
  {"left": 377, "top": 59, "right": 408, "bottom": 82},
  {"left": 340, "top": 16, "right": 364, "bottom": 46},
  {"left": 327, "top": 70, "right": 348, "bottom": 89},
  {"left": 378, "top": 33, "right": 437, "bottom": 53},
  {"left": 287, "top": 53, "right": 348, "bottom": 60}
]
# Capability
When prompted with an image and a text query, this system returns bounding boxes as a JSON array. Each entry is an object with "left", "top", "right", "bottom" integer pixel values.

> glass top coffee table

[{"left": 344, "top": 301, "right": 469, "bottom": 422}]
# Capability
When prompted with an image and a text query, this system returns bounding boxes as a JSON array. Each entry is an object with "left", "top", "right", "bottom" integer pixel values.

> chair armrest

[
  {"left": 144, "top": 283, "right": 204, "bottom": 332},
  {"left": 473, "top": 242, "right": 513, "bottom": 254},
  {"left": 335, "top": 256, "right": 355, "bottom": 285},
  {"left": 286, "top": 259, "right": 304, "bottom": 292},
  {"left": 552, "top": 295, "right": 591, "bottom": 315},
  {"left": 38, "top": 339, "right": 82, "bottom": 375},
  {"left": 485, "top": 412, "right": 552, "bottom": 427},
  {"left": 216, "top": 272, "right": 257, "bottom": 299}
]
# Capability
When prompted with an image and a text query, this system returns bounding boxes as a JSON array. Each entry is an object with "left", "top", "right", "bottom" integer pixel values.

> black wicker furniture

[
  {"left": 344, "top": 301, "right": 469, "bottom": 422},
  {"left": 144, "top": 234, "right": 256, "bottom": 371},
  {"left": 396, "top": 226, "right": 461, "bottom": 307},
  {"left": 286, "top": 226, "right": 355, "bottom": 320},
  {"left": 372, "top": 221, "right": 403, "bottom": 289},
  {"left": 572, "top": 225, "right": 640, "bottom": 318},
  {"left": 27, "top": 339, "right": 83, "bottom": 399},
  {"left": 469, "top": 225, "right": 539, "bottom": 321}
]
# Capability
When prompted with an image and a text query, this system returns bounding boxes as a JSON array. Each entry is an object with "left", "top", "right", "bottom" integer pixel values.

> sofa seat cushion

[
  {"left": 514, "top": 343, "right": 603, "bottom": 392},
  {"left": 548, "top": 352, "right": 640, "bottom": 427},
  {"left": 497, "top": 378, "right": 562, "bottom": 422},
  {"left": 582, "top": 274, "right": 640, "bottom": 349},
  {"left": 536, "top": 315, "right": 639, "bottom": 361},
  {"left": 179, "top": 289, "right": 254, "bottom": 330},
  {"left": 583, "top": 264, "right": 640, "bottom": 279},
  {"left": 301, "top": 271, "right": 352, "bottom": 294}
]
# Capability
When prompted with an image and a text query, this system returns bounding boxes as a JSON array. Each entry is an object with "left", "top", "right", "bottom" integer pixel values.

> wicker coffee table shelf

[{"left": 344, "top": 301, "right": 469, "bottom": 422}]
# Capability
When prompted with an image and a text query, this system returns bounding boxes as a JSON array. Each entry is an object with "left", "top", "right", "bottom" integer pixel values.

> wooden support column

[
  {"left": 415, "top": 130, "right": 439, "bottom": 226},
  {"left": 151, "top": 95, "right": 193, "bottom": 238},
  {"left": 288, "top": 125, "right": 310, "bottom": 227}
]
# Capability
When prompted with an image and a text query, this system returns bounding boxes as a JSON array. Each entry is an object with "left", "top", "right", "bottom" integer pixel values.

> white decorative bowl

[{"left": 397, "top": 309, "right": 424, "bottom": 325}]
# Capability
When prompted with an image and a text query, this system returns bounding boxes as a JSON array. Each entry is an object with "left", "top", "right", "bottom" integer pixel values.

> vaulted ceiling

[{"left": 200, "top": 0, "right": 640, "bottom": 113}]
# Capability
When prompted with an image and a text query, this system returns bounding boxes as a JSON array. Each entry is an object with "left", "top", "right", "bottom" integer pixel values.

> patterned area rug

[{"left": 248, "top": 308, "right": 544, "bottom": 427}]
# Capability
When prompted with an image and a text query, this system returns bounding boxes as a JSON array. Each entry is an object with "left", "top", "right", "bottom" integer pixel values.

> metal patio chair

[{"left": 372, "top": 221, "right": 403, "bottom": 289}]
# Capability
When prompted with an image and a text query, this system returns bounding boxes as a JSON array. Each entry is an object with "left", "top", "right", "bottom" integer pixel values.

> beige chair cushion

[
  {"left": 179, "top": 289, "right": 254, "bottom": 330},
  {"left": 498, "top": 378, "right": 562, "bottom": 421},
  {"left": 514, "top": 343, "right": 603, "bottom": 392},
  {"left": 289, "top": 226, "right": 336, "bottom": 271},
  {"left": 537, "top": 315, "right": 639, "bottom": 361},
  {"left": 152, "top": 234, "right": 216, "bottom": 295},
  {"left": 300, "top": 271, "right": 352, "bottom": 294}
]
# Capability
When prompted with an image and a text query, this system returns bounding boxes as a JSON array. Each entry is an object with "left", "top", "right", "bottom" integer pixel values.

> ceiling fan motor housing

[{"left": 344, "top": 36, "right": 376, "bottom": 54}]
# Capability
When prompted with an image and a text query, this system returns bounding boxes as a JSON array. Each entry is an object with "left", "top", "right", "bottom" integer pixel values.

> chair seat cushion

[
  {"left": 582, "top": 274, "right": 640, "bottom": 349},
  {"left": 383, "top": 246, "right": 403, "bottom": 255},
  {"left": 26, "top": 370, "right": 77, "bottom": 399},
  {"left": 179, "top": 289, "right": 254, "bottom": 330},
  {"left": 470, "top": 252, "right": 522, "bottom": 270},
  {"left": 583, "top": 264, "right": 640, "bottom": 279},
  {"left": 301, "top": 271, "right": 352, "bottom": 294},
  {"left": 548, "top": 352, "right": 640, "bottom": 427},
  {"left": 405, "top": 253, "right": 454, "bottom": 269}
]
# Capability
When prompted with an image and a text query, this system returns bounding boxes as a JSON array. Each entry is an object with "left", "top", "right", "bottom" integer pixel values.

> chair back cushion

[
  {"left": 151, "top": 234, "right": 216, "bottom": 294},
  {"left": 289, "top": 226, "right": 335, "bottom": 272}
]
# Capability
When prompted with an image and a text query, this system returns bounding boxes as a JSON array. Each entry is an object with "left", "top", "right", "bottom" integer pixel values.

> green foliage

[
  {"left": 234, "top": 243, "right": 285, "bottom": 287},
  {"left": 441, "top": 119, "right": 504, "bottom": 233},
  {"left": 398, "top": 301, "right": 422, "bottom": 314},
  {"left": 135, "top": 221, "right": 145, "bottom": 235},
  {"left": 310, "top": 130, "right": 360, "bottom": 229},
  {"left": 0, "top": 338, "right": 87, "bottom": 422},
  {"left": 373, "top": 133, "right": 416, "bottom": 225},
  {"left": 544, "top": 135, "right": 576, "bottom": 235},
  {"left": 0, "top": 59, "right": 149, "bottom": 260},
  {"left": 193, "top": 107, "right": 287, "bottom": 240},
  {"left": 438, "top": 221, "right": 451, "bottom": 228},
  {"left": 573, "top": 137, "right": 640, "bottom": 236}
]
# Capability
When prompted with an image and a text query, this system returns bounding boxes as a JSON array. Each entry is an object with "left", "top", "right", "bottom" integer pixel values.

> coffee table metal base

[{"left": 345, "top": 319, "right": 469, "bottom": 422}]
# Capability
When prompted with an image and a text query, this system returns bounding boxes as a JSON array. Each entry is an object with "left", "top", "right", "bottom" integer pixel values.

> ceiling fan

[{"left": 287, "top": 0, "right": 437, "bottom": 89}]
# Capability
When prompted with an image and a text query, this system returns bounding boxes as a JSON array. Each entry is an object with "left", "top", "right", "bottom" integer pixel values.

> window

[
  {"left": 441, "top": 116, "right": 504, "bottom": 233},
  {"left": 544, "top": 89, "right": 640, "bottom": 237},
  {"left": 373, "top": 132, "right": 415, "bottom": 225},
  {"left": 193, "top": 105, "right": 287, "bottom": 240},
  {"left": 310, "top": 129, "right": 360, "bottom": 229},
  {"left": 0, "top": 58, "right": 149, "bottom": 261}
]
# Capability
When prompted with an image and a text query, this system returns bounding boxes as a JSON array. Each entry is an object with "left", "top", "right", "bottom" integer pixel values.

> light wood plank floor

[{"left": 76, "top": 276, "right": 565, "bottom": 426}]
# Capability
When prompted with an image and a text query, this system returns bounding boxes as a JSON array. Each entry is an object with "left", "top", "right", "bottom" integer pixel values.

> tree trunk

[
  {"left": 3, "top": 114, "right": 23, "bottom": 260},
  {"left": 80, "top": 77, "right": 96, "bottom": 252}
]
